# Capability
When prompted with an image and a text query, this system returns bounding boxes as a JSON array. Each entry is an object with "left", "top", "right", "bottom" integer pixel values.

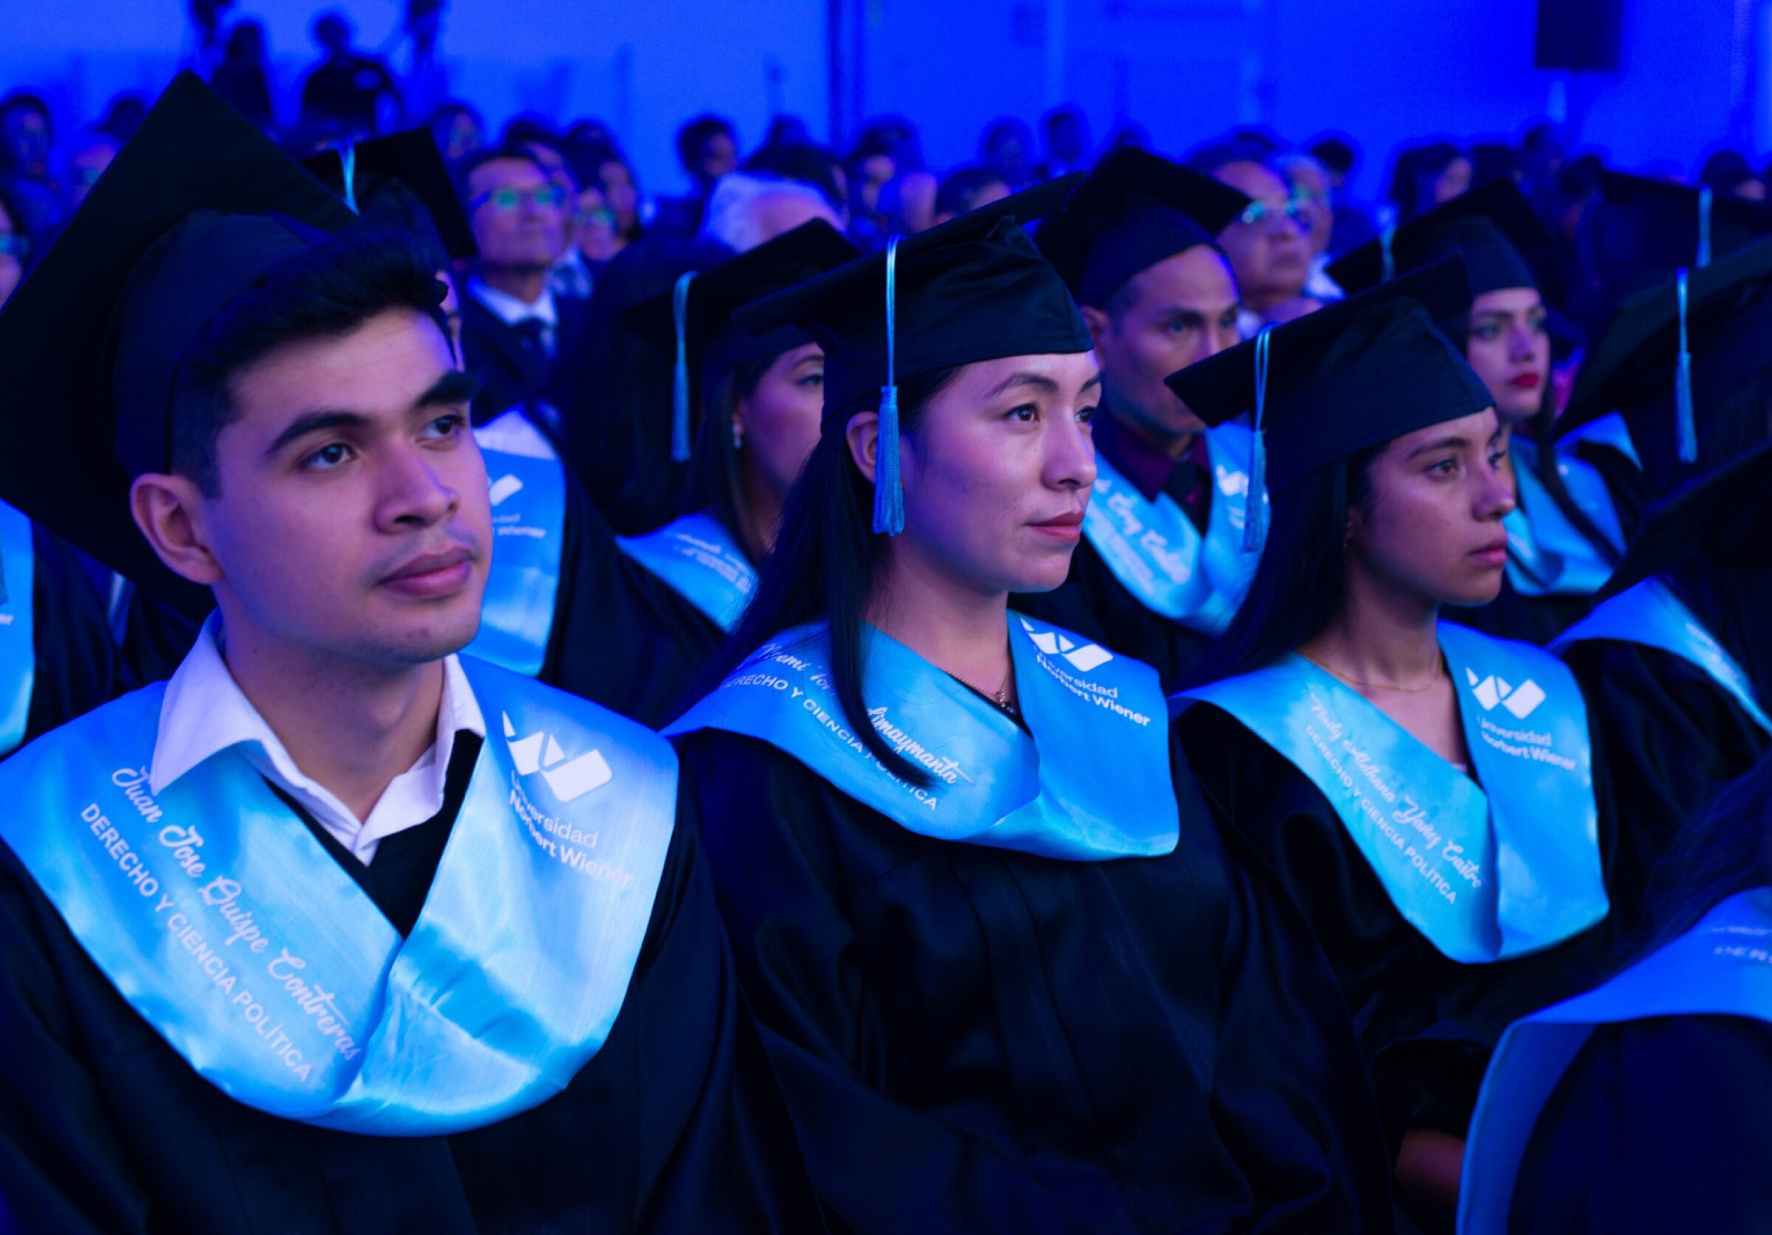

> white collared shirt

[
  {"left": 148, "top": 616, "right": 487, "bottom": 865},
  {"left": 467, "top": 276, "right": 559, "bottom": 356}
]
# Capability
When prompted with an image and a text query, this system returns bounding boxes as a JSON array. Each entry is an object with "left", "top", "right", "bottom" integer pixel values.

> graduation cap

[
  {"left": 1585, "top": 170, "right": 1772, "bottom": 308},
  {"left": 737, "top": 176, "right": 1091, "bottom": 534},
  {"left": 1032, "top": 146, "right": 1250, "bottom": 306},
  {"left": 1560, "top": 233, "right": 1772, "bottom": 470},
  {"left": 301, "top": 127, "right": 478, "bottom": 261},
  {"left": 0, "top": 72, "right": 358, "bottom": 615},
  {"left": 1595, "top": 437, "right": 1772, "bottom": 601},
  {"left": 618, "top": 220, "right": 859, "bottom": 462},
  {"left": 1165, "top": 256, "right": 1487, "bottom": 548},
  {"left": 1326, "top": 177, "right": 1547, "bottom": 299}
]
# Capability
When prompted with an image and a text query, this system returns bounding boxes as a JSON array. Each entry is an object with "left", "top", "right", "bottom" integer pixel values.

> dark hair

[
  {"left": 169, "top": 229, "right": 448, "bottom": 495},
  {"left": 501, "top": 114, "right": 558, "bottom": 147},
  {"left": 744, "top": 142, "right": 846, "bottom": 211},
  {"left": 1309, "top": 136, "right": 1357, "bottom": 179},
  {"left": 686, "top": 350, "right": 778, "bottom": 559},
  {"left": 1188, "top": 447, "right": 1382, "bottom": 686},
  {"left": 1388, "top": 142, "right": 1466, "bottom": 223},
  {"left": 677, "top": 114, "right": 737, "bottom": 169},
  {"left": 1631, "top": 754, "right": 1772, "bottom": 959},
  {"left": 452, "top": 143, "right": 550, "bottom": 205},
  {"left": 1183, "top": 135, "right": 1276, "bottom": 178},
  {"left": 1470, "top": 142, "right": 1523, "bottom": 189},
  {"left": 691, "top": 365, "right": 962, "bottom": 782},
  {"left": 935, "top": 166, "right": 1007, "bottom": 218}
]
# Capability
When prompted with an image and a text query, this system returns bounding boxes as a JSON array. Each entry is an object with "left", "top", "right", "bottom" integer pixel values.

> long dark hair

[
  {"left": 1631, "top": 754, "right": 1772, "bottom": 959},
  {"left": 1188, "top": 444, "right": 1382, "bottom": 687},
  {"left": 685, "top": 365, "right": 960, "bottom": 783},
  {"left": 685, "top": 350, "right": 777, "bottom": 561}
]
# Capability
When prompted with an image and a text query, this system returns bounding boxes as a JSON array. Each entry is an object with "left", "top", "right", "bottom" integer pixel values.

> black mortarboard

[
  {"left": 301, "top": 127, "right": 478, "bottom": 261},
  {"left": 1165, "top": 257, "right": 1488, "bottom": 546},
  {"left": 619, "top": 221, "right": 858, "bottom": 462},
  {"left": 1586, "top": 170, "right": 1772, "bottom": 305},
  {"left": 0, "top": 72, "right": 357, "bottom": 614},
  {"left": 1596, "top": 438, "right": 1772, "bottom": 601},
  {"left": 1032, "top": 147, "right": 1250, "bottom": 306},
  {"left": 737, "top": 177, "right": 1091, "bottom": 533},
  {"left": 1327, "top": 177, "right": 1546, "bottom": 299},
  {"left": 1560, "top": 233, "right": 1772, "bottom": 477}
]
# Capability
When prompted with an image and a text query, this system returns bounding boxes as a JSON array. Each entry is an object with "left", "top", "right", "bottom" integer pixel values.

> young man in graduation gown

[
  {"left": 0, "top": 75, "right": 819, "bottom": 1234},
  {"left": 1016, "top": 147, "right": 1260, "bottom": 689}
]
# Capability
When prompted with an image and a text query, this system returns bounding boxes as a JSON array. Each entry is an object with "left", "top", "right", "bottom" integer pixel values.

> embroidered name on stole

[
  {"left": 0, "top": 659, "right": 676, "bottom": 1134},
  {"left": 1505, "top": 437, "right": 1626, "bottom": 598},
  {"left": 1552, "top": 576, "right": 1770, "bottom": 735},
  {"left": 0, "top": 500, "right": 36, "bottom": 756},
  {"left": 667, "top": 614, "right": 1179, "bottom": 860},
  {"left": 616, "top": 511, "right": 757, "bottom": 632},
  {"left": 1177, "top": 622, "right": 1606, "bottom": 962},
  {"left": 1080, "top": 421, "right": 1261, "bottom": 634},
  {"left": 1461, "top": 887, "right": 1772, "bottom": 1234},
  {"left": 467, "top": 445, "right": 567, "bottom": 677}
]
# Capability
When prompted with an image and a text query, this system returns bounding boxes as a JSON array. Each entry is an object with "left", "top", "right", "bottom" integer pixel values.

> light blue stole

[
  {"left": 616, "top": 510, "right": 757, "bottom": 632},
  {"left": 666, "top": 614, "right": 1179, "bottom": 860},
  {"left": 1551, "top": 577, "right": 1771, "bottom": 735},
  {"left": 466, "top": 433, "right": 567, "bottom": 677},
  {"left": 0, "top": 500, "right": 36, "bottom": 756},
  {"left": 1504, "top": 437, "right": 1626, "bottom": 598},
  {"left": 0, "top": 658, "right": 676, "bottom": 1135},
  {"left": 1081, "top": 421, "right": 1263, "bottom": 635},
  {"left": 1460, "top": 887, "right": 1772, "bottom": 1234},
  {"left": 1176, "top": 622, "right": 1606, "bottom": 962},
  {"left": 1560, "top": 410, "right": 1642, "bottom": 469}
]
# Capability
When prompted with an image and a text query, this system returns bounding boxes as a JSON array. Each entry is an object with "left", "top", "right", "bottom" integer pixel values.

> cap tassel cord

[
  {"left": 1243, "top": 325, "right": 1273, "bottom": 553},
  {"left": 873, "top": 236, "right": 906, "bottom": 536},
  {"left": 670, "top": 271, "right": 697, "bottom": 463},
  {"left": 1697, "top": 185, "right": 1713, "bottom": 269},
  {"left": 336, "top": 143, "right": 359, "bottom": 215},
  {"left": 1379, "top": 225, "right": 1397, "bottom": 282},
  {"left": 1676, "top": 267, "right": 1698, "bottom": 464}
]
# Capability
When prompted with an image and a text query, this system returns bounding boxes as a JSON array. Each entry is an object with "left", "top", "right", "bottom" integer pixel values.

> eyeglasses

[
  {"left": 470, "top": 184, "right": 568, "bottom": 213},
  {"left": 1236, "top": 195, "right": 1313, "bottom": 233},
  {"left": 573, "top": 206, "right": 617, "bottom": 228}
]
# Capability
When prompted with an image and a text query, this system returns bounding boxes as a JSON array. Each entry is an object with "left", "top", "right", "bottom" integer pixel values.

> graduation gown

[
  {"left": 22, "top": 523, "right": 123, "bottom": 749},
  {"left": 1504, "top": 1015, "right": 1772, "bottom": 1233},
  {"left": 1016, "top": 416, "right": 1222, "bottom": 691},
  {"left": 0, "top": 733, "right": 821, "bottom": 1234},
  {"left": 672, "top": 721, "right": 1396, "bottom": 1234},
  {"left": 1173, "top": 689, "right": 1626, "bottom": 1154}
]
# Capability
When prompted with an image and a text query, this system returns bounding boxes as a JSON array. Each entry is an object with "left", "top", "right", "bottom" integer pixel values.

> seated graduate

[
  {"left": 1013, "top": 147, "right": 1261, "bottom": 690},
  {"left": 665, "top": 180, "right": 1397, "bottom": 1233},
  {"left": 1329, "top": 179, "right": 1628, "bottom": 646},
  {"left": 613, "top": 219, "right": 859, "bottom": 638},
  {"left": 1459, "top": 753, "right": 1772, "bottom": 1235},
  {"left": 1550, "top": 439, "right": 1772, "bottom": 889},
  {"left": 1169, "top": 259, "right": 1624, "bottom": 1227},
  {"left": 0, "top": 76, "right": 818, "bottom": 1234}
]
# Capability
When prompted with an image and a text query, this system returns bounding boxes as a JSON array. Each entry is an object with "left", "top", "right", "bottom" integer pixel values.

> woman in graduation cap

[
  {"left": 664, "top": 180, "right": 1396, "bottom": 1233},
  {"left": 611, "top": 219, "right": 857, "bottom": 642},
  {"left": 1460, "top": 751, "right": 1772, "bottom": 1234},
  {"left": 1328, "top": 179, "right": 1630, "bottom": 646},
  {"left": 1170, "top": 260, "right": 1628, "bottom": 1229},
  {"left": 1548, "top": 441, "right": 1772, "bottom": 894},
  {"left": 0, "top": 76, "right": 822, "bottom": 1233},
  {"left": 1013, "top": 147, "right": 1261, "bottom": 691}
]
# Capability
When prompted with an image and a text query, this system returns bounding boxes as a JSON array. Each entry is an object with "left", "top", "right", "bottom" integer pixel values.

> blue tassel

[
  {"left": 336, "top": 142, "right": 359, "bottom": 215},
  {"left": 1675, "top": 267, "right": 1697, "bottom": 463},
  {"left": 873, "top": 237, "right": 906, "bottom": 535},
  {"left": 670, "top": 271, "right": 696, "bottom": 463},
  {"left": 1697, "top": 185, "right": 1713, "bottom": 269},
  {"left": 1379, "top": 225, "right": 1397, "bottom": 282},
  {"left": 1243, "top": 326, "right": 1274, "bottom": 553}
]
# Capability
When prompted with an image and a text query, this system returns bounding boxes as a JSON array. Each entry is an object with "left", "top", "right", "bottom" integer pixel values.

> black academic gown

[
  {"left": 1017, "top": 417, "right": 1216, "bottom": 692},
  {"left": 674, "top": 724, "right": 1397, "bottom": 1234},
  {"left": 0, "top": 736, "right": 822, "bottom": 1234},
  {"left": 1174, "top": 701, "right": 1627, "bottom": 1229},
  {"left": 1507, "top": 1015, "right": 1772, "bottom": 1234},
  {"left": 22, "top": 526, "right": 123, "bottom": 746}
]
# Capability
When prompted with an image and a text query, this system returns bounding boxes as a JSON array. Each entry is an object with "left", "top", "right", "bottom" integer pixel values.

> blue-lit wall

[{"left": 6, "top": 0, "right": 1766, "bottom": 197}]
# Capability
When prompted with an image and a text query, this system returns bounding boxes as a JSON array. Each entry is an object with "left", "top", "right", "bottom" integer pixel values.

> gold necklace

[{"left": 1300, "top": 651, "right": 1446, "bottom": 695}]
